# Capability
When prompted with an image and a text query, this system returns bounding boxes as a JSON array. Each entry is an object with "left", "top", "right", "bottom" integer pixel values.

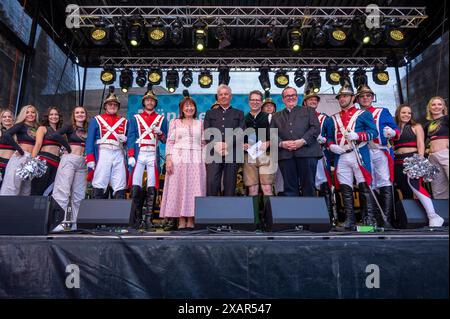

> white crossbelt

[
  {"left": 135, "top": 113, "right": 162, "bottom": 146},
  {"left": 95, "top": 115, "right": 125, "bottom": 146},
  {"left": 333, "top": 110, "right": 367, "bottom": 150}
]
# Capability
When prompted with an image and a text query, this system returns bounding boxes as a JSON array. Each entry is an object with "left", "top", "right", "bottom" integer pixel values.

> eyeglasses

[
  {"left": 283, "top": 94, "right": 297, "bottom": 99},
  {"left": 249, "top": 99, "right": 262, "bottom": 102},
  {"left": 359, "top": 94, "right": 373, "bottom": 98}
]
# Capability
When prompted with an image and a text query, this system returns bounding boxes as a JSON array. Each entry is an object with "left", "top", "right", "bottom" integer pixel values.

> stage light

[
  {"left": 294, "top": 69, "right": 305, "bottom": 88},
  {"left": 135, "top": 68, "right": 147, "bottom": 87},
  {"left": 328, "top": 20, "right": 348, "bottom": 46},
  {"left": 384, "top": 19, "right": 406, "bottom": 46},
  {"left": 307, "top": 68, "right": 321, "bottom": 93},
  {"left": 339, "top": 68, "right": 351, "bottom": 86},
  {"left": 90, "top": 20, "right": 109, "bottom": 45},
  {"left": 372, "top": 65, "right": 389, "bottom": 85},
  {"left": 216, "top": 24, "right": 231, "bottom": 49},
  {"left": 166, "top": 69, "right": 179, "bottom": 93},
  {"left": 181, "top": 70, "right": 193, "bottom": 87},
  {"left": 218, "top": 66, "right": 231, "bottom": 85},
  {"left": 198, "top": 70, "right": 213, "bottom": 88},
  {"left": 326, "top": 65, "right": 340, "bottom": 85},
  {"left": 120, "top": 68, "right": 133, "bottom": 93},
  {"left": 170, "top": 18, "right": 184, "bottom": 45},
  {"left": 128, "top": 17, "right": 143, "bottom": 47},
  {"left": 311, "top": 20, "right": 327, "bottom": 46},
  {"left": 147, "top": 18, "right": 167, "bottom": 46},
  {"left": 258, "top": 67, "right": 271, "bottom": 91},
  {"left": 274, "top": 70, "right": 289, "bottom": 88},
  {"left": 100, "top": 67, "right": 116, "bottom": 85},
  {"left": 288, "top": 20, "right": 302, "bottom": 52},
  {"left": 353, "top": 68, "right": 368, "bottom": 88},
  {"left": 352, "top": 15, "right": 371, "bottom": 45},
  {"left": 148, "top": 68, "right": 162, "bottom": 85},
  {"left": 193, "top": 20, "right": 207, "bottom": 51}
]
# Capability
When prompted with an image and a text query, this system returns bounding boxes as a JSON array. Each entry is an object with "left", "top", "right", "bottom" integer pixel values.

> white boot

[
  {"left": 52, "top": 224, "right": 65, "bottom": 232},
  {"left": 428, "top": 213, "right": 444, "bottom": 227}
]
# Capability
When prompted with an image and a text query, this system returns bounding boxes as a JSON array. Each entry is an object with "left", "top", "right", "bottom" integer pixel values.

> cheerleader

[
  {"left": 52, "top": 106, "right": 88, "bottom": 231},
  {"left": 0, "top": 109, "right": 15, "bottom": 187},
  {"left": 30, "top": 107, "right": 69, "bottom": 195},
  {"left": 0, "top": 105, "right": 39, "bottom": 195}
]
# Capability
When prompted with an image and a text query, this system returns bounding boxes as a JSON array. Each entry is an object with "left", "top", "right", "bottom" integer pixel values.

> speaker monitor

[
  {"left": 395, "top": 199, "right": 448, "bottom": 229},
  {"left": 77, "top": 199, "right": 135, "bottom": 229},
  {"left": 266, "top": 197, "right": 331, "bottom": 233},
  {"left": 195, "top": 197, "right": 257, "bottom": 231},
  {"left": 0, "top": 196, "right": 64, "bottom": 235}
]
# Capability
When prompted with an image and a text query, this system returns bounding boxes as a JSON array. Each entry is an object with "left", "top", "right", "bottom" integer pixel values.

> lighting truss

[
  {"left": 74, "top": 6, "right": 427, "bottom": 28},
  {"left": 99, "top": 56, "right": 388, "bottom": 71}
]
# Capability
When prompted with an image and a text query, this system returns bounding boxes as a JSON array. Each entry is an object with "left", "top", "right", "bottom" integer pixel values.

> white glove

[
  {"left": 117, "top": 134, "right": 127, "bottom": 142},
  {"left": 329, "top": 144, "right": 346, "bottom": 155},
  {"left": 383, "top": 126, "right": 396, "bottom": 138},
  {"left": 317, "top": 135, "right": 327, "bottom": 144},
  {"left": 87, "top": 161, "right": 95, "bottom": 170},
  {"left": 128, "top": 157, "right": 136, "bottom": 167},
  {"left": 345, "top": 131, "right": 359, "bottom": 141},
  {"left": 153, "top": 127, "right": 162, "bottom": 135}
]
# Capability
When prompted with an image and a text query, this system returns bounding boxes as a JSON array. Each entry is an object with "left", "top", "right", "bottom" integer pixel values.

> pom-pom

[
  {"left": 403, "top": 154, "right": 440, "bottom": 182},
  {"left": 16, "top": 157, "right": 48, "bottom": 181}
]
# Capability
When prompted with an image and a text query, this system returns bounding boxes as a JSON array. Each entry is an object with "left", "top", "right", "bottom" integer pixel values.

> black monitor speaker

[
  {"left": 77, "top": 199, "right": 135, "bottom": 229},
  {"left": 395, "top": 199, "right": 448, "bottom": 229},
  {"left": 0, "top": 196, "right": 64, "bottom": 235}
]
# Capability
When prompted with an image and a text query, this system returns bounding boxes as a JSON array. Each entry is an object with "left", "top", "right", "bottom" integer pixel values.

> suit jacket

[
  {"left": 270, "top": 106, "right": 322, "bottom": 160},
  {"left": 203, "top": 106, "right": 245, "bottom": 161}
]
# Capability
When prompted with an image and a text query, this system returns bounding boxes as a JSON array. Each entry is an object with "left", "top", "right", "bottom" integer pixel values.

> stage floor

[{"left": 0, "top": 229, "right": 448, "bottom": 299}]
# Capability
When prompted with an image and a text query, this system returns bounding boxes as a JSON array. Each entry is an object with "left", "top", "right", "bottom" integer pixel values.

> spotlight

[
  {"left": 307, "top": 69, "right": 321, "bottom": 93},
  {"left": 193, "top": 20, "right": 207, "bottom": 51},
  {"left": 339, "top": 69, "right": 351, "bottom": 86},
  {"left": 216, "top": 24, "right": 231, "bottom": 49},
  {"left": 218, "top": 66, "right": 230, "bottom": 85},
  {"left": 372, "top": 65, "right": 389, "bottom": 85},
  {"left": 181, "top": 70, "right": 193, "bottom": 87},
  {"left": 135, "top": 68, "right": 147, "bottom": 87},
  {"left": 288, "top": 20, "right": 302, "bottom": 52},
  {"left": 100, "top": 67, "right": 116, "bottom": 85},
  {"left": 352, "top": 15, "right": 371, "bottom": 45},
  {"left": 294, "top": 69, "right": 306, "bottom": 88},
  {"left": 258, "top": 67, "right": 271, "bottom": 91},
  {"left": 326, "top": 65, "right": 340, "bottom": 86},
  {"left": 384, "top": 19, "right": 406, "bottom": 46},
  {"left": 352, "top": 68, "right": 368, "bottom": 88},
  {"left": 147, "top": 17, "right": 167, "bottom": 46},
  {"left": 166, "top": 69, "right": 179, "bottom": 93},
  {"left": 311, "top": 20, "right": 327, "bottom": 46},
  {"left": 274, "top": 70, "right": 289, "bottom": 88},
  {"left": 198, "top": 70, "right": 213, "bottom": 88},
  {"left": 120, "top": 68, "right": 133, "bottom": 93},
  {"left": 128, "top": 17, "right": 143, "bottom": 47},
  {"left": 90, "top": 20, "right": 109, "bottom": 45},
  {"left": 170, "top": 18, "right": 184, "bottom": 45},
  {"left": 328, "top": 20, "right": 347, "bottom": 46},
  {"left": 148, "top": 68, "right": 162, "bottom": 85}
]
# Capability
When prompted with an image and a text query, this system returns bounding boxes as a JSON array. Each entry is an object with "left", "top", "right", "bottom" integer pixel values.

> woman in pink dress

[{"left": 160, "top": 95, "right": 206, "bottom": 230}]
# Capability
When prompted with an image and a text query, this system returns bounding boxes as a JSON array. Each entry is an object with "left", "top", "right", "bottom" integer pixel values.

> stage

[{"left": 0, "top": 229, "right": 447, "bottom": 299}]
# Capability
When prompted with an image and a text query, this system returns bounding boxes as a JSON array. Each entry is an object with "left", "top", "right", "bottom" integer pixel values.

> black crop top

[
  {"left": 0, "top": 128, "right": 15, "bottom": 150},
  {"left": 425, "top": 115, "right": 449, "bottom": 141},
  {"left": 394, "top": 124, "right": 417, "bottom": 151},
  {"left": 54, "top": 124, "right": 87, "bottom": 148},
  {"left": 5, "top": 123, "right": 36, "bottom": 145},
  {"left": 41, "top": 125, "right": 71, "bottom": 151}
]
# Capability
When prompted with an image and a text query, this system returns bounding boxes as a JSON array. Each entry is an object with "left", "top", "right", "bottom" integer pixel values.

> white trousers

[
  {"left": 52, "top": 154, "right": 87, "bottom": 226},
  {"left": 92, "top": 147, "right": 126, "bottom": 192},
  {"left": 132, "top": 150, "right": 157, "bottom": 187},
  {"left": 0, "top": 151, "right": 31, "bottom": 196},
  {"left": 336, "top": 152, "right": 365, "bottom": 188},
  {"left": 429, "top": 148, "right": 449, "bottom": 199},
  {"left": 315, "top": 158, "right": 328, "bottom": 188},
  {"left": 369, "top": 148, "right": 391, "bottom": 188}
]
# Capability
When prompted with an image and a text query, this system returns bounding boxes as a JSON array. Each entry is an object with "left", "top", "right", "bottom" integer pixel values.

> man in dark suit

[
  {"left": 270, "top": 86, "right": 322, "bottom": 196},
  {"left": 204, "top": 84, "right": 245, "bottom": 196}
]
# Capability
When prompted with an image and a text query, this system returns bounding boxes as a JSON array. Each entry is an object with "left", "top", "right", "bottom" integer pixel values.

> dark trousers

[
  {"left": 394, "top": 163, "right": 414, "bottom": 199},
  {"left": 279, "top": 157, "right": 318, "bottom": 197},
  {"left": 206, "top": 162, "right": 239, "bottom": 196},
  {"left": 30, "top": 163, "right": 58, "bottom": 195}
]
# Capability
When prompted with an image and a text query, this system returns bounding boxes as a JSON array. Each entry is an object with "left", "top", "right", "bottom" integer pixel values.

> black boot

[
  {"left": 359, "top": 183, "right": 377, "bottom": 227},
  {"left": 379, "top": 186, "right": 394, "bottom": 229},
  {"left": 320, "top": 183, "right": 337, "bottom": 226},
  {"left": 93, "top": 188, "right": 106, "bottom": 199},
  {"left": 340, "top": 184, "right": 356, "bottom": 230},
  {"left": 144, "top": 187, "right": 156, "bottom": 230},
  {"left": 131, "top": 186, "right": 144, "bottom": 229},
  {"left": 114, "top": 189, "right": 126, "bottom": 199}
]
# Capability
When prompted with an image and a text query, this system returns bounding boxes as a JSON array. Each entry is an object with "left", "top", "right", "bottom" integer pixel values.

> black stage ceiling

[{"left": 20, "top": 0, "right": 449, "bottom": 68}]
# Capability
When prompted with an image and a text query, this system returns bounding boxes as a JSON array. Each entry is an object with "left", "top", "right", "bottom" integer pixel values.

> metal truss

[
  {"left": 99, "top": 56, "right": 387, "bottom": 71},
  {"left": 75, "top": 6, "right": 427, "bottom": 28}
]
